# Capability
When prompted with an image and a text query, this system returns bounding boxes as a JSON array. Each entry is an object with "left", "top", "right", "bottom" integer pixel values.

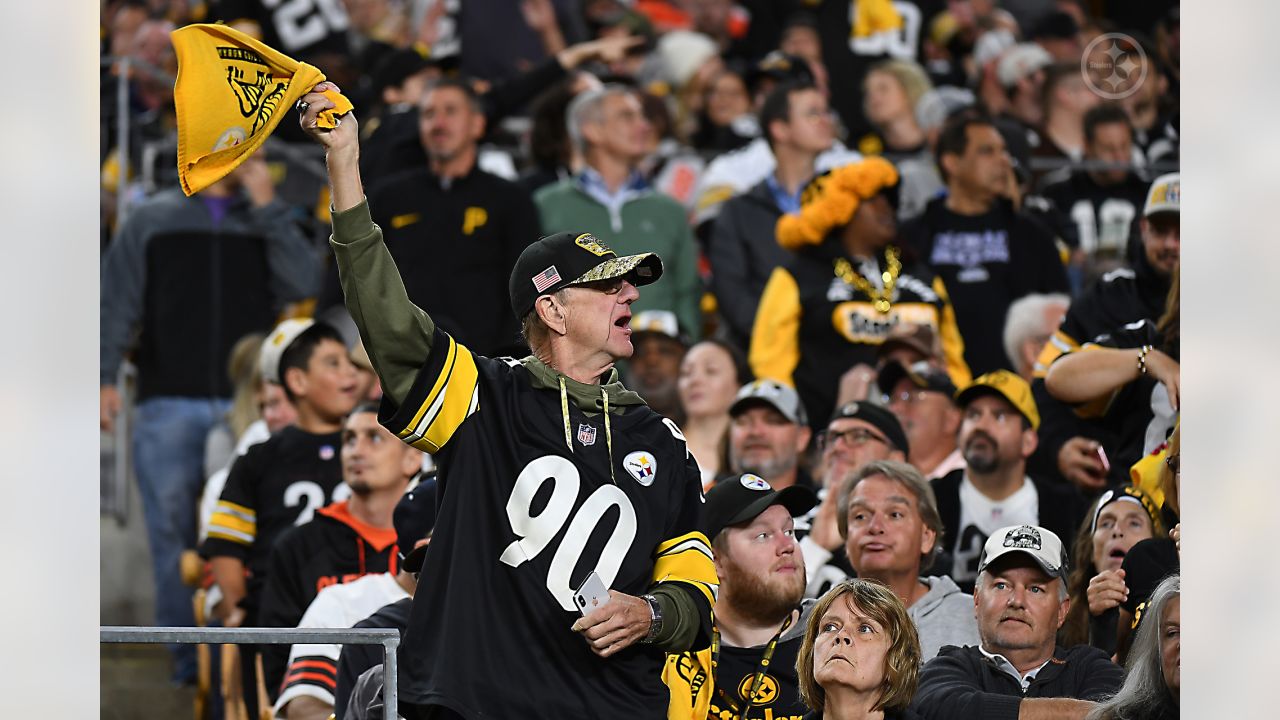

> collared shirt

[
  {"left": 978, "top": 645, "right": 1053, "bottom": 692},
  {"left": 926, "top": 447, "right": 967, "bottom": 481},
  {"left": 574, "top": 167, "right": 649, "bottom": 232},
  {"left": 765, "top": 173, "right": 804, "bottom": 215}
]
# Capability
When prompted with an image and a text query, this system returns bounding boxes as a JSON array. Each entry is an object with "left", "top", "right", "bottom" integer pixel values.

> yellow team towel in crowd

[{"left": 170, "top": 23, "right": 353, "bottom": 195}]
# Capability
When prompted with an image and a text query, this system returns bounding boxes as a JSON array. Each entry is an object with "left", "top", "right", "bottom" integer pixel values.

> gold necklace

[{"left": 834, "top": 246, "right": 901, "bottom": 314}]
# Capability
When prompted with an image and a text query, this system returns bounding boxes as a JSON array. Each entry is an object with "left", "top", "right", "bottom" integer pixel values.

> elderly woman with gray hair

[
  {"left": 1086, "top": 573, "right": 1180, "bottom": 720},
  {"left": 797, "top": 579, "right": 925, "bottom": 720}
]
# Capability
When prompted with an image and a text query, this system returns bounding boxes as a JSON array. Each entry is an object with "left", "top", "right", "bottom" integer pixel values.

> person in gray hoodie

[{"left": 837, "top": 460, "right": 980, "bottom": 661}]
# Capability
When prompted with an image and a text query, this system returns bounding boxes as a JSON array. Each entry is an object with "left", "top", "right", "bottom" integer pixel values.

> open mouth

[{"left": 614, "top": 314, "right": 631, "bottom": 331}]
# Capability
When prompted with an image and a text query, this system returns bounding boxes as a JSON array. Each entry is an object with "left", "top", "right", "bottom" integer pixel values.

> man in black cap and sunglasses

[
  {"left": 297, "top": 81, "right": 716, "bottom": 720},
  {"left": 664, "top": 474, "right": 818, "bottom": 720}
]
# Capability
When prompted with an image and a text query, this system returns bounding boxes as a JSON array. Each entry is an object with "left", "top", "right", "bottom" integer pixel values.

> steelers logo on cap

[{"left": 740, "top": 474, "right": 771, "bottom": 491}]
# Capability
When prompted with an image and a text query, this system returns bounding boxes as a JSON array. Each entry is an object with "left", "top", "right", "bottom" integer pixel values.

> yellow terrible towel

[{"left": 170, "top": 23, "right": 353, "bottom": 196}]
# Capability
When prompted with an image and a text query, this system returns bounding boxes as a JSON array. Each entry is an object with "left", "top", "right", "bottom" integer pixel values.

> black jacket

[
  {"left": 318, "top": 166, "right": 539, "bottom": 357},
  {"left": 900, "top": 196, "right": 1069, "bottom": 375},
  {"left": 708, "top": 179, "right": 792, "bottom": 350},
  {"left": 911, "top": 644, "right": 1123, "bottom": 720},
  {"left": 100, "top": 189, "right": 316, "bottom": 398},
  {"left": 259, "top": 501, "right": 399, "bottom": 703},
  {"left": 335, "top": 597, "right": 413, "bottom": 720}
]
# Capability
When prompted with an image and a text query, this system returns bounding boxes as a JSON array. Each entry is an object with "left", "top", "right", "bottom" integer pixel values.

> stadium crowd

[{"left": 100, "top": 0, "right": 1181, "bottom": 718}]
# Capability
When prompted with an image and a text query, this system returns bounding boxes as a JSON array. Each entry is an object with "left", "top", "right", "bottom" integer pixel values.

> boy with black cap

[
  {"left": 934, "top": 371, "right": 1084, "bottom": 593},
  {"left": 664, "top": 474, "right": 819, "bottom": 720},
  {"left": 297, "top": 84, "right": 716, "bottom": 719}
]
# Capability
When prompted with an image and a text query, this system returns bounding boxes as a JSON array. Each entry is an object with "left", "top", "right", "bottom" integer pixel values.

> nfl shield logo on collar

[{"left": 577, "top": 423, "right": 597, "bottom": 446}]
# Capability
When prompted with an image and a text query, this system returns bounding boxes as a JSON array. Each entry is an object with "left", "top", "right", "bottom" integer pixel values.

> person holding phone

[{"left": 296, "top": 82, "right": 717, "bottom": 719}]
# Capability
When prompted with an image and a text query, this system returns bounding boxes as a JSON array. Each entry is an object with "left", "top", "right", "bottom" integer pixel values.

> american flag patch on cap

[{"left": 532, "top": 265, "right": 562, "bottom": 292}]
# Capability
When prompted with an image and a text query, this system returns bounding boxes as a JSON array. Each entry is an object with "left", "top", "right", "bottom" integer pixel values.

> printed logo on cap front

[
  {"left": 624, "top": 451, "right": 657, "bottom": 486},
  {"left": 740, "top": 474, "right": 770, "bottom": 491},
  {"left": 532, "top": 265, "right": 562, "bottom": 292},
  {"left": 1003, "top": 525, "right": 1042, "bottom": 550},
  {"left": 574, "top": 233, "right": 613, "bottom": 257}
]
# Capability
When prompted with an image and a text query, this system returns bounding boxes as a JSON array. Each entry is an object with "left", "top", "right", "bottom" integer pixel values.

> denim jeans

[{"left": 132, "top": 396, "right": 230, "bottom": 683}]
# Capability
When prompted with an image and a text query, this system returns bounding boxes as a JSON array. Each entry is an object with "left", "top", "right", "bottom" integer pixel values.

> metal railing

[{"left": 101, "top": 626, "right": 400, "bottom": 718}]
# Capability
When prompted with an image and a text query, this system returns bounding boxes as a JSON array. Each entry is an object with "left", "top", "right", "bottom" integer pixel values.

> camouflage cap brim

[{"left": 569, "top": 252, "right": 664, "bottom": 287}]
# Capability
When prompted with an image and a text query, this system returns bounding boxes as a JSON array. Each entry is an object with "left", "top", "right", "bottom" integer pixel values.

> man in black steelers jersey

[{"left": 297, "top": 82, "right": 717, "bottom": 719}]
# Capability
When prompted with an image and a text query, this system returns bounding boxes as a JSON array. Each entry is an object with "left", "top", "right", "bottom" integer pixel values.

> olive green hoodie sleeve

[{"left": 329, "top": 198, "right": 434, "bottom": 407}]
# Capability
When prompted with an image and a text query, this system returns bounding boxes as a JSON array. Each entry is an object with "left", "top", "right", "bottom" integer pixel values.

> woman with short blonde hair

[{"left": 796, "top": 579, "right": 923, "bottom": 719}]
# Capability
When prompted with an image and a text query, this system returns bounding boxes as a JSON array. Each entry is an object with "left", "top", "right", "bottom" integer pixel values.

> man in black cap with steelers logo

[
  {"left": 297, "top": 83, "right": 716, "bottom": 719},
  {"left": 664, "top": 473, "right": 818, "bottom": 720}
]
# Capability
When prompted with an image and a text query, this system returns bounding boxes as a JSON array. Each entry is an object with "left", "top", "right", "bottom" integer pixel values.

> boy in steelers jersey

[{"left": 297, "top": 82, "right": 717, "bottom": 719}]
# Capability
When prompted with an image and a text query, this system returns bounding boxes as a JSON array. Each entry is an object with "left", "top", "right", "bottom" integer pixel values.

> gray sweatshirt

[{"left": 911, "top": 575, "right": 980, "bottom": 662}]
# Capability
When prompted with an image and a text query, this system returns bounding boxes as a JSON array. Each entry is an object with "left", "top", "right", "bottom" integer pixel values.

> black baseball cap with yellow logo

[{"left": 508, "top": 231, "right": 664, "bottom": 320}]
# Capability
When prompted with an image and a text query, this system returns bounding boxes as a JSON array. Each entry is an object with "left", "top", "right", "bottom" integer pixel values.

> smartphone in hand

[{"left": 574, "top": 571, "right": 611, "bottom": 617}]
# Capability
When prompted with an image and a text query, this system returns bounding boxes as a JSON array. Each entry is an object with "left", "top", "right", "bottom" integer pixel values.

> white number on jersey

[
  {"left": 284, "top": 481, "right": 352, "bottom": 526},
  {"left": 263, "top": 0, "right": 349, "bottom": 52},
  {"left": 1070, "top": 198, "right": 1137, "bottom": 255},
  {"left": 499, "top": 456, "right": 638, "bottom": 611},
  {"left": 848, "top": 1, "right": 922, "bottom": 59}
]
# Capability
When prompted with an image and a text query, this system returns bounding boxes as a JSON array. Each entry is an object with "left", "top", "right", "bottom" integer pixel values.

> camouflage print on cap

[{"left": 570, "top": 253, "right": 661, "bottom": 286}]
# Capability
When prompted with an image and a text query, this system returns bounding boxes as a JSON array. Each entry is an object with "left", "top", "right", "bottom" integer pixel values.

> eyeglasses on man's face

[{"left": 818, "top": 427, "right": 889, "bottom": 451}]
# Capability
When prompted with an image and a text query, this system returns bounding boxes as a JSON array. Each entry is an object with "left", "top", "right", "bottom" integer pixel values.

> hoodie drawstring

[
  {"left": 603, "top": 387, "right": 615, "bottom": 485},
  {"left": 557, "top": 376, "right": 616, "bottom": 485}
]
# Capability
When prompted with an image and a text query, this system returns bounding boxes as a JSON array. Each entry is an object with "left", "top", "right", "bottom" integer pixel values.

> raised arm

[
  {"left": 296, "top": 83, "right": 434, "bottom": 406},
  {"left": 1045, "top": 345, "right": 1179, "bottom": 411}
]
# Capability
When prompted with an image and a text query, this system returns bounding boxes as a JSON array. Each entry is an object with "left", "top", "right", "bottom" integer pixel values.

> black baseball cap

[
  {"left": 394, "top": 475, "right": 438, "bottom": 573},
  {"left": 877, "top": 360, "right": 957, "bottom": 399},
  {"left": 508, "top": 232, "right": 664, "bottom": 320},
  {"left": 827, "top": 401, "right": 910, "bottom": 456},
  {"left": 747, "top": 51, "right": 815, "bottom": 93},
  {"left": 702, "top": 474, "right": 819, "bottom": 541},
  {"left": 370, "top": 46, "right": 459, "bottom": 95}
]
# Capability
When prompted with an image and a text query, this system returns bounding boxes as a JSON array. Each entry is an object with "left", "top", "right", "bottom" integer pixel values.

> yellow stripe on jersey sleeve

[
  {"left": 396, "top": 334, "right": 480, "bottom": 453},
  {"left": 208, "top": 500, "right": 257, "bottom": 545},
  {"left": 749, "top": 267, "right": 802, "bottom": 387},
  {"left": 652, "top": 531, "right": 719, "bottom": 606},
  {"left": 1033, "top": 328, "right": 1080, "bottom": 378}
]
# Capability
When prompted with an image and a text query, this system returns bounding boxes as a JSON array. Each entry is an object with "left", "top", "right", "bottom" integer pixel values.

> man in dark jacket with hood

[
  {"left": 1030, "top": 172, "right": 1180, "bottom": 491},
  {"left": 297, "top": 81, "right": 716, "bottom": 720},
  {"left": 911, "top": 524, "right": 1123, "bottom": 720},
  {"left": 709, "top": 80, "right": 834, "bottom": 350}
]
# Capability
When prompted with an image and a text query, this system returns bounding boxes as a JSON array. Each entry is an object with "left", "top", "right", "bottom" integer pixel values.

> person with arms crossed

[
  {"left": 296, "top": 82, "right": 717, "bottom": 719},
  {"left": 910, "top": 524, "right": 1123, "bottom": 720}
]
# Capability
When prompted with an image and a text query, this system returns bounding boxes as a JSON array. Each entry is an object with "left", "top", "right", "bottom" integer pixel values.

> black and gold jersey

[
  {"left": 383, "top": 327, "right": 715, "bottom": 717},
  {"left": 749, "top": 245, "right": 971, "bottom": 431},
  {"left": 201, "top": 427, "right": 349, "bottom": 606}
]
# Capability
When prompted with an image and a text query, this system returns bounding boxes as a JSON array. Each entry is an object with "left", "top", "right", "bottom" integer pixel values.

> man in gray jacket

[
  {"left": 707, "top": 80, "right": 836, "bottom": 350},
  {"left": 838, "top": 460, "right": 980, "bottom": 660}
]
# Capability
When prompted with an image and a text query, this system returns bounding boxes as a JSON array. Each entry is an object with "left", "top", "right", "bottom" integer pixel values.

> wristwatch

[{"left": 639, "top": 594, "right": 663, "bottom": 644}]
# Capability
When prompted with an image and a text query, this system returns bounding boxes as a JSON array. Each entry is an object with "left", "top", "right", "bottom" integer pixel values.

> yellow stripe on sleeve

[
  {"left": 1033, "top": 329, "right": 1080, "bottom": 378},
  {"left": 397, "top": 336, "right": 480, "bottom": 453},
  {"left": 652, "top": 532, "right": 719, "bottom": 606},
  {"left": 208, "top": 512, "right": 255, "bottom": 539}
]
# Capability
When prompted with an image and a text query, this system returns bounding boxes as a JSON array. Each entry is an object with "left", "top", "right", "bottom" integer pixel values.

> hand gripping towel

[{"left": 171, "top": 23, "right": 353, "bottom": 195}]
